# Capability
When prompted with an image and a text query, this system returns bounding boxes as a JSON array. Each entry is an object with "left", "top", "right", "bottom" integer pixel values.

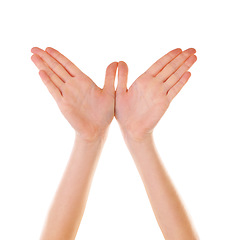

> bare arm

[
  {"left": 115, "top": 48, "right": 199, "bottom": 239},
  {"left": 31, "top": 47, "right": 117, "bottom": 240},
  {"left": 125, "top": 135, "right": 198, "bottom": 240},
  {"left": 40, "top": 135, "right": 105, "bottom": 240}
]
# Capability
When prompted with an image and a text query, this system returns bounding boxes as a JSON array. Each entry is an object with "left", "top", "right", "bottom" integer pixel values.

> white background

[{"left": 0, "top": 0, "right": 239, "bottom": 239}]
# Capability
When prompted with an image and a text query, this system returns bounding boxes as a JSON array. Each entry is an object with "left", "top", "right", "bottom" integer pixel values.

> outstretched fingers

[
  {"left": 164, "top": 54, "right": 197, "bottom": 92},
  {"left": 31, "top": 54, "right": 65, "bottom": 91},
  {"left": 31, "top": 47, "right": 71, "bottom": 82},
  {"left": 156, "top": 48, "right": 196, "bottom": 82},
  {"left": 45, "top": 47, "right": 81, "bottom": 77},
  {"left": 167, "top": 71, "right": 191, "bottom": 102},
  {"left": 39, "top": 70, "right": 62, "bottom": 103},
  {"left": 146, "top": 48, "right": 182, "bottom": 77}
]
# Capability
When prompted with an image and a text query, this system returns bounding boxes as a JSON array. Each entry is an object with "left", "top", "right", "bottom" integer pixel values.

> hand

[
  {"left": 115, "top": 48, "right": 197, "bottom": 142},
  {"left": 31, "top": 47, "right": 118, "bottom": 142}
]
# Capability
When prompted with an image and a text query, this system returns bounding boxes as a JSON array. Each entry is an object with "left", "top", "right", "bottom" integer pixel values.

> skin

[
  {"left": 115, "top": 48, "right": 197, "bottom": 142},
  {"left": 31, "top": 47, "right": 198, "bottom": 240},
  {"left": 115, "top": 48, "right": 199, "bottom": 240},
  {"left": 31, "top": 47, "right": 117, "bottom": 142},
  {"left": 31, "top": 47, "right": 117, "bottom": 239}
]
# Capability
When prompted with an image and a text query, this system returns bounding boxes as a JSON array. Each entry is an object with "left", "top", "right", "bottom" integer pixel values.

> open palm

[
  {"left": 115, "top": 48, "right": 197, "bottom": 141},
  {"left": 31, "top": 47, "right": 118, "bottom": 141}
]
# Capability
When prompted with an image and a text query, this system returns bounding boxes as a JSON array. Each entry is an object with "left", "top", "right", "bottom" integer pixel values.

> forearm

[
  {"left": 124, "top": 134, "right": 198, "bottom": 240},
  {"left": 40, "top": 133, "right": 107, "bottom": 240}
]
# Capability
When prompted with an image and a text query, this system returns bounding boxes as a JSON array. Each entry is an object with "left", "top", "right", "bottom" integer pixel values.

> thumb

[
  {"left": 117, "top": 61, "right": 128, "bottom": 94},
  {"left": 103, "top": 62, "right": 118, "bottom": 94}
]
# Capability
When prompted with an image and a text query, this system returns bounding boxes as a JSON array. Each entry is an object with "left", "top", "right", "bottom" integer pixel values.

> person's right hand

[
  {"left": 31, "top": 47, "right": 118, "bottom": 142},
  {"left": 115, "top": 48, "right": 197, "bottom": 142}
]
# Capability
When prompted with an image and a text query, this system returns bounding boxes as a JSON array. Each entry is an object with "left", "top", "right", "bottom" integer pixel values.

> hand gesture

[
  {"left": 31, "top": 47, "right": 118, "bottom": 142},
  {"left": 115, "top": 48, "right": 197, "bottom": 141}
]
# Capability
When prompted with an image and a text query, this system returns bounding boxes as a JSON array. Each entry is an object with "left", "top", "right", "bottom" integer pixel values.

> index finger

[{"left": 45, "top": 47, "right": 82, "bottom": 77}]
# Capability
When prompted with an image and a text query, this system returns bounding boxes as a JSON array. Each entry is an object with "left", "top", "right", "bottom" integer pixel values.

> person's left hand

[
  {"left": 31, "top": 47, "right": 118, "bottom": 142},
  {"left": 115, "top": 48, "right": 197, "bottom": 142}
]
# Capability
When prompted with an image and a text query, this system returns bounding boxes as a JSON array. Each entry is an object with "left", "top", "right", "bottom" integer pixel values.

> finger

[
  {"left": 167, "top": 71, "right": 191, "bottom": 102},
  {"left": 164, "top": 55, "right": 197, "bottom": 92},
  {"left": 117, "top": 61, "right": 128, "bottom": 94},
  {"left": 39, "top": 70, "right": 62, "bottom": 103},
  {"left": 156, "top": 48, "right": 196, "bottom": 82},
  {"left": 31, "top": 47, "right": 71, "bottom": 82},
  {"left": 31, "top": 54, "right": 64, "bottom": 91},
  {"left": 45, "top": 47, "right": 81, "bottom": 77},
  {"left": 103, "top": 62, "right": 118, "bottom": 95},
  {"left": 146, "top": 48, "right": 182, "bottom": 77}
]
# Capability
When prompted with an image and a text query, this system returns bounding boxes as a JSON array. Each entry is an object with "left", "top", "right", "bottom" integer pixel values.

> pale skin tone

[{"left": 31, "top": 47, "right": 198, "bottom": 240}]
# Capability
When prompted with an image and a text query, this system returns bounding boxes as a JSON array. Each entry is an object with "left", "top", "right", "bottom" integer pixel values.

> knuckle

[
  {"left": 184, "top": 60, "right": 192, "bottom": 68},
  {"left": 61, "top": 83, "right": 71, "bottom": 98},
  {"left": 168, "top": 61, "right": 178, "bottom": 70},
  {"left": 169, "top": 71, "right": 180, "bottom": 82},
  {"left": 170, "top": 87, "right": 177, "bottom": 98},
  {"left": 182, "top": 51, "right": 189, "bottom": 58},
  {"left": 143, "top": 70, "right": 152, "bottom": 79},
  {"left": 51, "top": 61, "right": 60, "bottom": 70},
  {"left": 173, "top": 70, "right": 181, "bottom": 79},
  {"left": 161, "top": 82, "right": 168, "bottom": 93},
  {"left": 156, "top": 60, "right": 164, "bottom": 70},
  {"left": 47, "top": 70, "right": 54, "bottom": 78},
  {"left": 55, "top": 50, "right": 61, "bottom": 58},
  {"left": 65, "top": 60, "right": 72, "bottom": 68}
]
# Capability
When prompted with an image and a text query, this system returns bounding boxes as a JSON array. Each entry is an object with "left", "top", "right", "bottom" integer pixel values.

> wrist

[
  {"left": 121, "top": 128, "right": 154, "bottom": 145},
  {"left": 72, "top": 132, "right": 107, "bottom": 164},
  {"left": 122, "top": 131, "right": 155, "bottom": 152},
  {"left": 122, "top": 132, "right": 158, "bottom": 165},
  {"left": 74, "top": 129, "right": 108, "bottom": 145}
]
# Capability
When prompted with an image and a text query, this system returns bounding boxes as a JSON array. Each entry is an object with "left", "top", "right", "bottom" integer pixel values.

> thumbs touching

[
  {"left": 117, "top": 61, "right": 128, "bottom": 94},
  {"left": 103, "top": 62, "right": 118, "bottom": 95}
]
